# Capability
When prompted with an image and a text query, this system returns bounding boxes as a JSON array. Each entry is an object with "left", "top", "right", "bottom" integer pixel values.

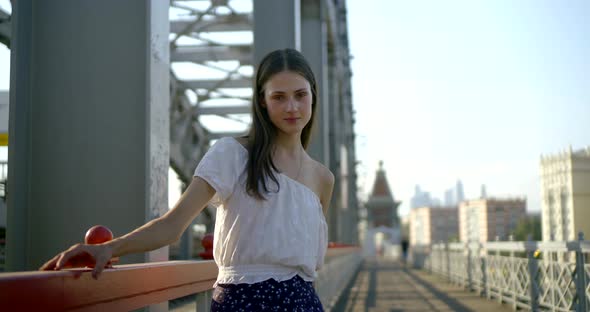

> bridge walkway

[{"left": 336, "top": 258, "right": 512, "bottom": 312}]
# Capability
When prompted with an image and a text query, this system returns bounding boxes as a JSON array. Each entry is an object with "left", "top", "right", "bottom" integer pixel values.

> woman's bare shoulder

[
  {"left": 234, "top": 136, "right": 248, "bottom": 149},
  {"left": 307, "top": 157, "right": 334, "bottom": 214},
  {"left": 309, "top": 157, "right": 334, "bottom": 185}
]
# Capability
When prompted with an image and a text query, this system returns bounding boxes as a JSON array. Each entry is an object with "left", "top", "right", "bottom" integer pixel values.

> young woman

[{"left": 41, "top": 48, "right": 334, "bottom": 311}]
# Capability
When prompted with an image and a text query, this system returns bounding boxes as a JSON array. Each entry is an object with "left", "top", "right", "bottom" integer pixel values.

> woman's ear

[{"left": 260, "top": 98, "right": 267, "bottom": 108}]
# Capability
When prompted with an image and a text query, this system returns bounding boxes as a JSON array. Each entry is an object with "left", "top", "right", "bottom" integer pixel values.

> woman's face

[{"left": 262, "top": 70, "right": 313, "bottom": 136}]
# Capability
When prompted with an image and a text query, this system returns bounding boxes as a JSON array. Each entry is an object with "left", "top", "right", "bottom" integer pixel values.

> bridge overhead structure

[
  {"left": 168, "top": 0, "right": 255, "bottom": 186},
  {"left": 169, "top": 0, "right": 359, "bottom": 245},
  {"left": 4, "top": 0, "right": 358, "bottom": 272}
]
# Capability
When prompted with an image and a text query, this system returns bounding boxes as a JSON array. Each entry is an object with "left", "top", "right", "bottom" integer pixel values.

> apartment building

[
  {"left": 459, "top": 198, "right": 526, "bottom": 243},
  {"left": 409, "top": 206, "right": 458, "bottom": 246},
  {"left": 540, "top": 146, "right": 590, "bottom": 241}
]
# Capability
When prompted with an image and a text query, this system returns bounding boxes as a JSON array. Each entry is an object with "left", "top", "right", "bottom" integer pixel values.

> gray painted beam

[
  {"left": 183, "top": 78, "right": 251, "bottom": 89},
  {"left": 253, "top": 0, "right": 300, "bottom": 64},
  {"left": 7, "top": 1, "right": 169, "bottom": 277},
  {"left": 171, "top": 44, "right": 252, "bottom": 63},
  {"left": 197, "top": 105, "right": 250, "bottom": 115},
  {"left": 302, "top": 0, "right": 329, "bottom": 167},
  {"left": 170, "top": 14, "right": 252, "bottom": 33},
  {"left": 208, "top": 131, "right": 247, "bottom": 140},
  {"left": 0, "top": 10, "right": 9, "bottom": 20},
  {"left": 0, "top": 10, "right": 10, "bottom": 45}
]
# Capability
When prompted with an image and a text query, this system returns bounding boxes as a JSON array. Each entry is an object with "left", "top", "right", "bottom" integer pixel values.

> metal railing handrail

[
  {"left": 0, "top": 247, "right": 362, "bottom": 312},
  {"left": 430, "top": 238, "right": 590, "bottom": 253},
  {"left": 0, "top": 260, "right": 217, "bottom": 311}
]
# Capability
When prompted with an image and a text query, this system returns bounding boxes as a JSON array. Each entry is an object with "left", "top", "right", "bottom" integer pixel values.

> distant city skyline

[
  {"left": 410, "top": 179, "right": 468, "bottom": 209},
  {"left": 348, "top": 0, "right": 590, "bottom": 216}
]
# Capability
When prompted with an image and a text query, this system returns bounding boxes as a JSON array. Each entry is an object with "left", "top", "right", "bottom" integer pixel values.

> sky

[
  {"left": 0, "top": 1, "right": 588, "bottom": 216},
  {"left": 346, "top": 0, "right": 590, "bottom": 215}
]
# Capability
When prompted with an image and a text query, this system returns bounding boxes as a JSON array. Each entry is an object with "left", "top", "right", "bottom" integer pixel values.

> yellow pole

[{"left": 0, "top": 133, "right": 8, "bottom": 146}]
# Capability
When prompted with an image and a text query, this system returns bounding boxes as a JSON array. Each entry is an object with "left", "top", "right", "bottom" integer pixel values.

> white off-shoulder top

[{"left": 193, "top": 137, "right": 329, "bottom": 286}]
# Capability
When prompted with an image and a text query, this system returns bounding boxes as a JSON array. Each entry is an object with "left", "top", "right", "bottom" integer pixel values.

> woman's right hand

[{"left": 39, "top": 243, "right": 114, "bottom": 279}]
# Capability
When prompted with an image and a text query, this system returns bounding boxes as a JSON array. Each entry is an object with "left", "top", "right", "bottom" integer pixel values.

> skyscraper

[
  {"left": 444, "top": 188, "right": 454, "bottom": 206},
  {"left": 456, "top": 180, "right": 465, "bottom": 204},
  {"left": 480, "top": 184, "right": 487, "bottom": 199},
  {"left": 410, "top": 185, "right": 432, "bottom": 209}
]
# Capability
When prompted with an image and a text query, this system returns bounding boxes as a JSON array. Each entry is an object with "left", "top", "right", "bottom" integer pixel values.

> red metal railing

[
  {"left": 0, "top": 247, "right": 360, "bottom": 312},
  {"left": 0, "top": 260, "right": 217, "bottom": 312}
]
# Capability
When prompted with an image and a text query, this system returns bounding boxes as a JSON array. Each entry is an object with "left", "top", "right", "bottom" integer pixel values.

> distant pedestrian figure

[
  {"left": 401, "top": 240, "right": 409, "bottom": 263},
  {"left": 41, "top": 48, "right": 334, "bottom": 311}
]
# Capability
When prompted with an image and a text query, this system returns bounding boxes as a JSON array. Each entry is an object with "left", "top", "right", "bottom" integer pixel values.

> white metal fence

[{"left": 410, "top": 233, "right": 590, "bottom": 312}]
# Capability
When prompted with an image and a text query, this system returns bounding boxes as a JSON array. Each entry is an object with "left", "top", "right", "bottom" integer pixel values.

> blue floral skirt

[{"left": 211, "top": 275, "right": 324, "bottom": 311}]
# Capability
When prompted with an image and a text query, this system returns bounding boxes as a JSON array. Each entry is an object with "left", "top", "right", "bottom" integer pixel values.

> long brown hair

[{"left": 245, "top": 48, "right": 318, "bottom": 200}]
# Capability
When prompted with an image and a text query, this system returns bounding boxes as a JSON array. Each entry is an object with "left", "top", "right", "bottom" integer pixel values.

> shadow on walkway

[
  {"left": 402, "top": 269, "right": 473, "bottom": 312},
  {"left": 334, "top": 258, "right": 510, "bottom": 312}
]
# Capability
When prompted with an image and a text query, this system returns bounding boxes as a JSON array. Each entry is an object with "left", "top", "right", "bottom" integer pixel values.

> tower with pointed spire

[{"left": 365, "top": 161, "right": 401, "bottom": 228}]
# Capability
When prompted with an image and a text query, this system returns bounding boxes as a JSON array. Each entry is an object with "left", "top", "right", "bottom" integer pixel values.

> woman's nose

[{"left": 286, "top": 97, "right": 298, "bottom": 111}]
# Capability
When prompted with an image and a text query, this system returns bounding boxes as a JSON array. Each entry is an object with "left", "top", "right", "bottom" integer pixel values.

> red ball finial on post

[
  {"left": 85, "top": 225, "right": 114, "bottom": 245},
  {"left": 83, "top": 225, "right": 117, "bottom": 268},
  {"left": 199, "top": 233, "right": 214, "bottom": 260}
]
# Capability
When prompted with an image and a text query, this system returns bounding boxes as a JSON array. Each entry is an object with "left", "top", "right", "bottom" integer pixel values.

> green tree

[
  {"left": 513, "top": 215, "right": 542, "bottom": 241},
  {"left": 447, "top": 234, "right": 459, "bottom": 243}
]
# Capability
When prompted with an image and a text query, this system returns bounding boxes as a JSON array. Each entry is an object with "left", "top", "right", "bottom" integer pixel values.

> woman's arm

[
  {"left": 107, "top": 176, "right": 215, "bottom": 256},
  {"left": 40, "top": 176, "right": 215, "bottom": 277}
]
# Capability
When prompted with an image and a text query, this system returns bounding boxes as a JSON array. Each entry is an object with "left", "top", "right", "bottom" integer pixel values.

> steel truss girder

[
  {"left": 171, "top": 44, "right": 252, "bottom": 64},
  {"left": 169, "top": 1, "right": 253, "bottom": 187},
  {"left": 0, "top": 8, "right": 10, "bottom": 47},
  {"left": 182, "top": 77, "right": 250, "bottom": 90},
  {"left": 170, "top": 13, "right": 252, "bottom": 34},
  {"left": 197, "top": 105, "right": 250, "bottom": 115}
]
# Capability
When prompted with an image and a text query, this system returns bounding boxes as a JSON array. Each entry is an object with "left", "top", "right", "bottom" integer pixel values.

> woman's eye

[
  {"left": 272, "top": 95, "right": 284, "bottom": 101},
  {"left": 296, "top": 92, "right": 308, "bottom": 99}
]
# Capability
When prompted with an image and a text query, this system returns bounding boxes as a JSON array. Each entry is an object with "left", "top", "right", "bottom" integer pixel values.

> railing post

[
  {"left": 575, "top": 232, "right": 587, "bottom": 312},
  {"left": 549, "top": 235, "right": 555, "bottom": 311},
  {"left": 435, "top": 244, "right": 439, "bottom": 275},
  {"left": 496, "top": 236, "right": 502, "bottom": 304},
  {"left": 443, "top": 242, "right": 446, "bottom": 277},
  {"left": 467, "top": 241, "right": 473, "bottom": 290},
  {"left": 432, "top": 243, "right": 436, "bottom": 275},
  {"left": 427, "top": 245, "right": 432, "bottom": 273},
  {"left": 480, "top": 242, "right": 488, "bottom": 297},
  {"left": 526, "top": 234, "right": 539, "bottom": 311},
  {"left": 445, "top": 242, "right": 453, "bottom": 283},
  {"left": 195, "top": 289, "right": 212, "bottom": 312},
  {"left": 429, "top": 245, "right": 434, "bottom": 273},
  {"left": 509, "top": 235, "right": 516, "bottom": 310}
]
